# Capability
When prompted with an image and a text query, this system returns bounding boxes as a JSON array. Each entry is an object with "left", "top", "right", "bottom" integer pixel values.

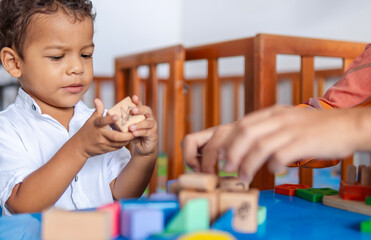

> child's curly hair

[{"left": 0, "top": 0, "right": 96, "bottom": 59}]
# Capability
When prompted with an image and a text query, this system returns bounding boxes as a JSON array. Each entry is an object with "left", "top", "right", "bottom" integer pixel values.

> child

[{"left": 0, "top": 0, "right": 158, "bottom": 216}]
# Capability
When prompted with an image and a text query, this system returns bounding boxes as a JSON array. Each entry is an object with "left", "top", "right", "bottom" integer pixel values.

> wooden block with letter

[
  {"left": 219, "top": 189, "right": 259, "bottom": 233},
  {"left": 219, "top": 176, "right": 249, "bottom": 192},
  {"left": 42, "top": 209, "right": 111, "bottom": 240},
  {"left": 107, "top": 96, "right": 145, "bottom": 132}
]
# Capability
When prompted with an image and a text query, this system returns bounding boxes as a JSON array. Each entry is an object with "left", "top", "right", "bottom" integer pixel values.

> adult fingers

[{"left": 182, "top": 128, "right": 215, "bottom": 172}]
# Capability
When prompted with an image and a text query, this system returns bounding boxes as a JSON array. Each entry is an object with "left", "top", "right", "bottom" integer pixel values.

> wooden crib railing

[
  {"left": 114, "top": 45, "right": 185, "bottom": 194},
  {"left": 111, "top": 34, "right": 367, "bottom": 192}
]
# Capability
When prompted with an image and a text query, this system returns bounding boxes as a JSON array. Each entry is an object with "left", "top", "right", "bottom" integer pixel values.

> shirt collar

[{"left": 15, "top": 87, "right": 87, "bottom": 118}]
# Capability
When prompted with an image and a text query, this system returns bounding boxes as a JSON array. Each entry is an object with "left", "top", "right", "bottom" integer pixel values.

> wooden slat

[
  {"left": 250, "top": 34, "right": 276, "bottom": 190},
  {"left": 299, "top": 56, "right": 315, "bottom": 187},
  {"left": 166, "top": 58, "right": 185, "bottom": 180},
  {"left": 205, "top": 58, "right": 220, "bottom": 128}
]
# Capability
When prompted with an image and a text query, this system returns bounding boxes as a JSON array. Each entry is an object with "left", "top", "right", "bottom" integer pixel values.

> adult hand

[
  {"left": 182, "top": 122, "right": 236, "bottom": 173},
  {"left": 222, "top": 105, "right": 371, "bottom": 183}
]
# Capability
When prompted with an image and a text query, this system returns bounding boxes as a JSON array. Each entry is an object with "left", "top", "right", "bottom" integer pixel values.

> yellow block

[{"left": 178, "top": 230, "right": 236, "bottom": 240}]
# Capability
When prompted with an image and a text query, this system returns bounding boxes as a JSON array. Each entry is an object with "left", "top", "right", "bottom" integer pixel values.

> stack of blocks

[
  {"left": 169, "top": 173, "right": 260, "bottom": 233},
  {"left": 41, "top": 173, "right": 264, "bottom": 239}
]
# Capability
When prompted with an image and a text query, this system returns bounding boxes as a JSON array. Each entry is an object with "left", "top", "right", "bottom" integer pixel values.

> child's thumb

[{"left": 93, "top": 98, "right": 105, "bottom": 116}]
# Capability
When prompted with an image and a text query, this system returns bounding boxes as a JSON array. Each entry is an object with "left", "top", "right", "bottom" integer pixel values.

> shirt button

[
  {"left": 75, "top": 176, "right": 78, "bottom": 182},
  {"left": 31, "top": 104, "right": 36, "bottom": 111}
]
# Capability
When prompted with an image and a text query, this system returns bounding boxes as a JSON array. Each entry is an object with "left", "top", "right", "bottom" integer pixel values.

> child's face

[{"left": 19, "top": 10, "right": 94, "bottom": 110}]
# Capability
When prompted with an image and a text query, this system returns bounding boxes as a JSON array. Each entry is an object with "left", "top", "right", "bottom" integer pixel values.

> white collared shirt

[{"left": 0, "top": 88, "right": 130, "bottom": 216}]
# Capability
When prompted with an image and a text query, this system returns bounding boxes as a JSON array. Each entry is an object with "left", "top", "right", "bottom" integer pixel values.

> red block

[
  {"left": 274, "top": 184, "right": 310, "bottom": 196},
  {"left": 98, "top": 201, "right": 121, "bottom": 238},
  {"left": 339, "top": 181, "right": 371, "bottom": 201}
]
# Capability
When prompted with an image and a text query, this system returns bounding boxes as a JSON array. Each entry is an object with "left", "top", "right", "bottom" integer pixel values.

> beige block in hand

[
  {"left": 219, "top": 189, "right": 259, "bottom": 233},
  {"left": 107, "top": 96, "right": 145, "bottom": 132},
  {"left": 219, "top": 176, "right": 249, "bottom": 192},
  {"left": 42, "top": 209, "right": 111, "bottom": 240},
  {"left": 179, "top": 173, "right": 218, "bottom": 192},
  {"left": 179, "top": 190, "right": 220, "bottom": 222}
]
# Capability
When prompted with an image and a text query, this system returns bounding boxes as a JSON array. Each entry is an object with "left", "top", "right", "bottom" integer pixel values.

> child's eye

[
  {"left": 81, "top": 54, "right": 93, "bottom": 59},
  {"left": 48, "top": 56, "right": 63, "bottom": 61}
]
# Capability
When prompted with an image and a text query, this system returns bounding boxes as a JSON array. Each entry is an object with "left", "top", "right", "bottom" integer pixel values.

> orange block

[
  {"left": 274, "top": 184, "right": 310, "bottom": 196},
  {"left": 339, "top": 180, "right": 371, "bottom": 201}
]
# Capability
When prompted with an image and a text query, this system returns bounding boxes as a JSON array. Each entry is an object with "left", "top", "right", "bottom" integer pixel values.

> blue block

[
  {"left": 120, "top": 199, "right": 179, "bottom": 225},
  {"left": 167, "top": 179, "right": 178, "bottom": 193},
  {"left": 0, "top": 206, "right": 2, "bottom": 217},
  {"left": 121, "top": 208, "right": 163, "bottom": 239},
  {"left": 211, "top": 209, "right": 234, "bottom": 232},
  {"left": 149, "top": 193, "right": 177, "bottom": 201}
]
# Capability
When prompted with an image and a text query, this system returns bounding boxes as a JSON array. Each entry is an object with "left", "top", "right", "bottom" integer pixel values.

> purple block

[{"left": 121, "top": 207, "right": 164, "bottom": 239}]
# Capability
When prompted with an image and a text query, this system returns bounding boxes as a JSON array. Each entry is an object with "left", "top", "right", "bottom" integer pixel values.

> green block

[
  {"left": 258, "top": 206, "right": 267, "bottom": 225},
  {"left": 366, "top": 196, "right": 371, "bottom": 205},
  {"left": 295, "top": 188, "right": 338, "bottom": 202},
  {"left": 165, "top": 198, "right": 209, "bottom": 234},
  {"left": 361, "top": 219, "right": 371, "bottom": 233}
]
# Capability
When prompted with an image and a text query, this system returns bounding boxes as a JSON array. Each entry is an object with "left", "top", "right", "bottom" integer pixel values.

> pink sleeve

[{"left": 318, "top": 43, "right": 371, "bottom": 109}]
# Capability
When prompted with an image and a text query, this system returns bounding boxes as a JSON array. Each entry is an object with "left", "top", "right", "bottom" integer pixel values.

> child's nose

[{"left": 67, "top": 56, "right": 84, "bottom": 75}]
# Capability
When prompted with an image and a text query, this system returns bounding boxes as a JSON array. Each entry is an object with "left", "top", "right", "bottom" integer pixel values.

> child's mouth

[{"left": 63, "top": 84, "right": 84, "bottom": 93}]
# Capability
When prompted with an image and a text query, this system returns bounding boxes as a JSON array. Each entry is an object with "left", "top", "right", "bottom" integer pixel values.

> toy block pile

[
  {"left": 41, "top": 173, "right": 264, "bottom": 239},
  {"left": 274, "top": 183, "right": 338, "bottom": 202},
  {"left": 169, "top": 173, "right": 261, "bottom": 234},
  {"left": 321, "top": 164, "right": 371, "bottom": 217}
]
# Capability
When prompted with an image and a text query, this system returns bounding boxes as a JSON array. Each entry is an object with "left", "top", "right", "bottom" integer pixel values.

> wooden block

[
  {"left": 368, "top": 167, "right": 371, "bottom": 186},
  {"left": 165, "top": 198, "right": 209, "bottom": 234},
  {"left": 219, "top": 176, "right": 249, "bottom": 192},
  {"left": 358, "top": 164, "right": 366, "bottom": 183},
  {"left": 274, "top": 183, "right": 310, "bottom": 196},
  {"left": 360, "top": 166, "right": 370, "bottom": 186},
  {"left": 42, "top": 209, "right": 111, "bottom": 240},
  {"left": 107, "top": 96, "right": 145, "bottom": 132},
  {"left": 121, "top": 208, "right": 164, "bottom": 239},
  {"left": 323, "top": 195, "right": 371, "bottom": 216},
  {"left": 179, "top": 190, "right": 219, "bottom": 222},
  {"left": 98, "top": 202, "right": 121, "bottom": 238},
  {"left": 361, "top": 219, "right": 371, "bottom": 233},
  {"left": 219, "top": 189, "right": 259, "bottom": 233},
  {"left": 346, "top": 165, "right": 357, "bottom": 185},
  {"left": 179, "top": 173, "right": 218, "bottom": 192}
]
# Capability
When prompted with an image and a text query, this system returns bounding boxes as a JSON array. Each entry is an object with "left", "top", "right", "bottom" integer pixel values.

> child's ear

[{"left": 1, "top": 47, "right": 22, "bottom": 78}]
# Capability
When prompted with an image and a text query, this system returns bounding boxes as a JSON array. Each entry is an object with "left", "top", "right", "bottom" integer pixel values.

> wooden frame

[
  {"left": 110, "top": 34, "right": 367, "bottom": 192},
  {"left": 115, "top": 45, "right": 185, "bottom": 194}
]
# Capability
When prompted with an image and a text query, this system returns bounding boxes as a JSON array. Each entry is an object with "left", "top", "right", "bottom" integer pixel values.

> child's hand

[
  {"left": 128, "top": 95, "right": 159, "bottom": 158},
  {"left": 75, "top": 99, "right": 135, "bottom": 158}
]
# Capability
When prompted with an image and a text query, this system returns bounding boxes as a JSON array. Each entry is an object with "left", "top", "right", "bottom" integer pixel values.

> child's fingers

[
  {"left": 94, "top": 115, "right": 118, "bottom": 128},
  {"left": 93, "top": 98, "right": 105, "bottom": 117},
  {"left": 131, "top": 105, "right": 153, "bottom": 118},
  {"left": 102, "top": 128, "right": 135, "bottom": 142},
  {"left": 131, "top": 95, "right": 142, "bottom": 106},
  {"left": 129, "top": 119, "right": 155, "bottom": 132}
]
